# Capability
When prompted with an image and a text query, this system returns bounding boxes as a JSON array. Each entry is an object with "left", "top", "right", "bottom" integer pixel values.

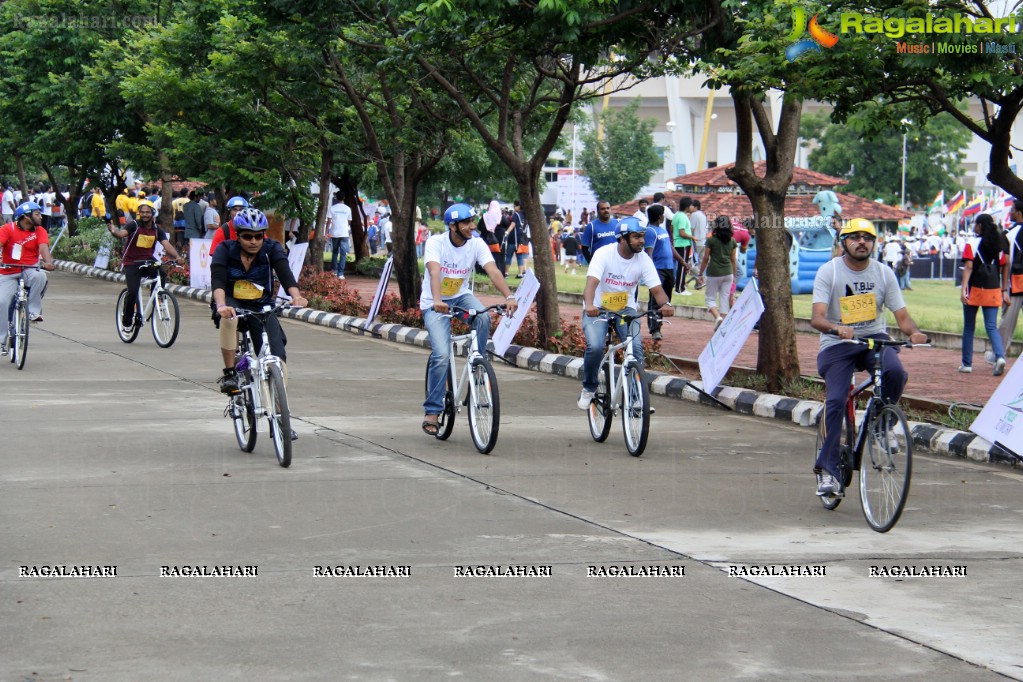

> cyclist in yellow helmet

[{"left": 810, "top": 218, "right": 927, "bottom": 498}]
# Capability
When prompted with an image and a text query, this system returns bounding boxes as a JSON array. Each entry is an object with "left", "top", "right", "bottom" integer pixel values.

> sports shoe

[
  {"left": 337, "top": 274, "right": 345, "bottom": 280},
  {"left": 984, "top": 350, "right": 995, "bottom": 365},
  {"left": 713, "top": 317, "right": 724, "bottom": 331},
  {"left": 957, "top": 365, "right": 972, "bottom": 373},
  {"left": 577, "top": 389, "right": 595, "bottom": 410},
  {"left": 29, "top": 313, "right": 43, "bottom": 322},
  {"left": 651, "top": 331, "right": 663, "bottom": 341},
  {"left": 679, "top": 290, "right": 692, "bottom": 296},
  {"left": 816, "top": 473, "right": 844, "bottom": 498},
  {"left": 219, "top": 367, "right": 240, "bottom": 394},
  {"left": 994, "top": 357, "right": 1006, "bottom": 376},
  {"left": 291, "top": 430, "right": 299, "bottom": 441},
  {"left": 694, "top": 280, "right": 706, "bottom": 290}
]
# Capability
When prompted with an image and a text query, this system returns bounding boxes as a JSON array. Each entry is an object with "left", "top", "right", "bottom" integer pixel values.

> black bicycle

[
  {"left": 4, "top": 264, "right": 39, "bottom": 370},
  {"left": 814, "top": 336, "right": 929, "bottom": 533}
]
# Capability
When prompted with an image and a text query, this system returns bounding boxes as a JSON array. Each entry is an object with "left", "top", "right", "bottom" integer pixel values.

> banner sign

[
  {"left": 970, "top": 359, "right": 1023, "bottom": 459},
  {"left": 189, "top": 239, "right": 212, "bottom": 289},
  {"left": 698, "top": 281, "right": 765, "bottom": 395},
  {"left": 276, "top": 242, "right": 308, "bottom": 300},
  {"left": 492, "top": 270, "right": 540, "bottom": 356},
  {"left": 365, "top": 255, "right": 394, "bottom": 325}
]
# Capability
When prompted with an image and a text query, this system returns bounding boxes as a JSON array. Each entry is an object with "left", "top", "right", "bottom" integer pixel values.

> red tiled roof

[
  {"left": 614, "top": 164, "right": 911, "bottom": 223},
  {"left": 667, "top": 161, "right": 848, "bottom": 188}
]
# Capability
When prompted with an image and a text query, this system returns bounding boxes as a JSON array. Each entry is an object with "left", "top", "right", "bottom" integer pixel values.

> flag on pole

[
  {"left": 963, "top": 193, "right": 985, "bottom": 217},
  {"left": 929, "top": 190, "right": 945, "bottom": 213},
  {"left": 945, "top": 190, "right": 965, "bottom": 214}
]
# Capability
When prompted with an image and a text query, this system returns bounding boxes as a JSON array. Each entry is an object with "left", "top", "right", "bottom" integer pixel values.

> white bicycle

[{"left": 115, "top": 259, "right": 180, "bottom": 347}]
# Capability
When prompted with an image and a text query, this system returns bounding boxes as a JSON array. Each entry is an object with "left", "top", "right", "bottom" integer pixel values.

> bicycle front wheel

[
  {"left": 587, "top": 362, "right": 613, "bottom": 442},
  {"left": 232, "top": 379, "right": 257, "bottom": 453},
  {"left": 860, "top": 404, "right": 912, "bottom": 533},
  {"left": 13, "top": 303, "right": 29, "bottom": 370},
  {"left": 266, "top": 364, "right": 292, "bottom": 467},
  {"left": 468, "top": 359, "right": 500, "bottom": 454},
  {"left": 115, "top": 289, "right": 140, "bottom": 343},
  {"left": 621, "top": 362, "right": 650, "bottom": 457},
  {"left": 151, "top": 290, "right": 180, "bottom": 348}
]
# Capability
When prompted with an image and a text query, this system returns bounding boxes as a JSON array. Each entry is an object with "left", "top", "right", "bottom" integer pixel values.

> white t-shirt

[
  {"left": 327, "top": 202, "right": 352, "bottom": 238},
  {"left": 883, "top": 240, "right": 902, "bottom": 264},
  {"left": 419, "top": 233, "right": 494, "bottom": 310},
  {"left": 204, "top": 206, "right": 220, "bottom": 229},
  {"left": 586, "top": 243, "right": 661, "bottom": 312},
  {"left": 2, "top": 189, "right": 15, "bottom": 215}
]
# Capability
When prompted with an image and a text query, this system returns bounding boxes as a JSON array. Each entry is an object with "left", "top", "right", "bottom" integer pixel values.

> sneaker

[
  {"left": 994, "top": 357, "right": 1006, "bottom": 376},
  {"left": 337, "top": 274, "right": 345, "bottom": 280},
  {"left": 290, "top": 430, "right": 299, "bottom": 441},
  {"left": 984, "top": 350, "right": 995, "bottom": 365},
  {"left": 679, "top": 290, "right": 693, "bottom": 296},
  {"left": 651, "top": 331, "right": 663, "bottom": 341},
  {"left": 29, "top": 313, "right": 43, "bottom": 322},
  {"left": 694, "top": 281, "right": 706, "bottom": 290},
  {"left": 713, "top": 317, "right": 723, "bottom": 331},
  {"left": 577, "top": 389, "right": 595, "bottom": 410},
  {"left": 816, "top": 473, "right": 844, "bottom": 498},
  {"left": 219, "top": 368, "right": 240, "bottom": 394},
  {"left": 957, "top": 365, "right": 972, "bottom": 373}
]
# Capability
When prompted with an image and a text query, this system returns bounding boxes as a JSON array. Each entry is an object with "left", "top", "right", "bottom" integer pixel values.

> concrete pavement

[{"left": 2, "top": 271, "right": 1022, "bottom": 681}]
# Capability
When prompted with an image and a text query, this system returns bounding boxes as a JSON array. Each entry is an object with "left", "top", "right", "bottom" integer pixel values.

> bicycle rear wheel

[
  {"left": 425, "top": 360, "right": 456, "bottom": 441},
  {"left": 231, "top": 377, "right": 257, "bottom": 452},
  {"left": 860, "top": 404, "right": 912, "bottom": 533},
  {"left": 115, "top": 289, "right": 141, "bottom": 343},
  {"left": 266, "top": 364, "right": 292, "bottom": 467},
  {"left": 587, "top": 362, "right": 613, "bottom": 442},
  {"left": 13, "top": 302, "right": 29, "bottom": 370},
  {"left": 815, "top": 405, "right": 854, "bottom": 511},
  {"left": 151, "top": 290, "right": 180, "bottom": 348},
  {"left": 621, "top": 362, "right": 650, "bottom": 456},
  {"left": 468, "top": 358, "right": 500, "bottom": 454}
]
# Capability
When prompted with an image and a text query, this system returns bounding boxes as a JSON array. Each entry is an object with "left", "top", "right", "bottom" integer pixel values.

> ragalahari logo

[{"left": 785, "top": 7, "right": 839, "bottom": 60}]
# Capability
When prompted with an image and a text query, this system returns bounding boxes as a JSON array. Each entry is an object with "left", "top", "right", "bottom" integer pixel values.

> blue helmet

[
  {"left": 233, "top": 207, "right": 268, "bottom": 231},
  {"left": 444, "top": 203, "right": 476, "bottom": 226},
  {"left": 225, "top": 196, "right": 249, "bottom": 210},
  {"left": 14, "top": 201, "right": 42, "bottom": 221},
  {"left": 617, "top": 216, "right": 645, "bottom": 238}
]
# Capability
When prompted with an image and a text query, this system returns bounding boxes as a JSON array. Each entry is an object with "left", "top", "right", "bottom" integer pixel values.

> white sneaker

[
  {"left": 958, "top": 365, "right": 972, "bottom": 373},
  {"left": 816, "top": 473, "right": 844, "bottom": 498},
  {"left": 713, "top": 317, "right": 724, "bottom": 331},
  {"left": 679, "top": 290, "right": 693, "bottom": 296},
  {"left": 994, "top": 357, "right": 1006, "bottom": 376},
  {"left": 984, "top": 350, "right": 995, "bottom": 365},
  {"left": 577, "top": 389, "right": 595, "bottom": 410}
]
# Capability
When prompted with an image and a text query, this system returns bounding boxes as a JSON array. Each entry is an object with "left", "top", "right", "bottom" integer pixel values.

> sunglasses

[
  {"left": 238, "top": 232, "right": 264, "bottom": 241},
  {"left": 844, "top": 233, "right": 875, "bottom": 243}
]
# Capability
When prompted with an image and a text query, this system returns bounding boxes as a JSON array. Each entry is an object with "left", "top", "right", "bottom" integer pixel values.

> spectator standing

[
  {"left": 171, "top": 190, "right": 189, "bottom": 250},
  {"left": 203, "top": 197, "right": 221, "bottom": 238},
  {"left": 579, "top": 200, "right": 619, "bottom": 264},
  {"left": 505, "top": 200, "right": 530, "bottom": 277},
  {"left": 415, "top": 220, "right": 430, "bottom": 259},
  {"left": 897, "top": 240, "right": 913, "bottom": 290},
  {"left": 652, "top": 192, "right": 674, "bottom": 224},
  {"left": 996, "top": 199, "right": 1023, "bottom": 351},
  {"left": 182, "top": 190, "right": 205, "bottom": 248},
  {"left": 960, "top": 213, "right": 1007, "bottom": 375},
  {"left": 883, "top": 235, "right": 902, "bottom": 272},
  {"left": 89, "top": 186, "right": 106, "bottom": 221},
  {"left": 326, "top": 192, "right": 353, "bottom": 279},
  {"left": 696, "top": 215, "right": 739, "bottom": 330},
  {"left": 562, "top": 227, "right": 580, "bottom": 274},
  {"left": 643, "top": 204, "right": 685, "bottom": 340},
  {"left": 1, "top": 185, "right": 15, "bottom": 222},
  {"left": 367, "top": 221, "right": 379, "bottom": 255},
  {"left": 633, "top": 199, "right": 649, "bottom": 228},
  {"left": 687, "top": 199, "right": 708, "bottom": 267},
  {"left": 671, "top": 197, "right": 694, "bottom": 295}
]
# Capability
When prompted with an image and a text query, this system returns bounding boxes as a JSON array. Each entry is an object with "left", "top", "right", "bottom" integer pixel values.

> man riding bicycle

[
  {"left": 578, "top": 218, "right": 674, "bottom": 409},
  {"left": 211, "top": 208, "right": 308, "bottom": 403},
  {"left": 209, "top": 196, "right": 251, "bottom": 255},
  {"left": 811, "top": 218, "right": 926, "bottom": 498},
  {"left": 421, "top": 203, "right": 518, "bottom": 436},
  {"left": 109, "top": 199, "right": 184, "bottom": 331},
  {"left": 0, "top": 201, "right": 56, "bottom": 353}
]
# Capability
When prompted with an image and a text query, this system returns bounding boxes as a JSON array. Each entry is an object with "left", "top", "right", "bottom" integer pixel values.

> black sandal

[{"left": 421, "top": 417, "right": 440, "bottom": 436}]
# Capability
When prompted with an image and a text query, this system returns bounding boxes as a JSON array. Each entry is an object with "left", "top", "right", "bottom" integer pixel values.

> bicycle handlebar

[
  {"left": 234, "top": 301, "right": 291, "bottom": 320},
  {"left": 437, "top": 303, "right": 510, "bottom": 320},
  {"left": 597, "top": 308, "right": 662, "bottom": 324},
  {"left": 826, "top": 331, "right": 931, "bottom": 349}
]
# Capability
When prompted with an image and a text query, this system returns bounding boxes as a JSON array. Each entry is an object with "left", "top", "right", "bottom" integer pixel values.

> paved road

[{"left": 2, "top": 271, "right": 1022, "bottom": 681}]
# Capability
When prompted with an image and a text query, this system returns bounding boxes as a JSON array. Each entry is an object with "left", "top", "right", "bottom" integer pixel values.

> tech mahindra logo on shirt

[{"left": 604, "top": 272, "right": 637, "bottom": 288}]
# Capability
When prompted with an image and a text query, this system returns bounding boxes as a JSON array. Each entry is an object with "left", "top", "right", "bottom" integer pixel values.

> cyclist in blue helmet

[
  {"left": 419, "top": 203, "right": 519, "bottom": 436},
  {"left": 211, "top": 207, "right": 308, "bottom": 407},
  {"left": 1, "top": 202, "right": 57, "bottom": 347},
  {"left": 577, "top": 216, "right": 674, "bottom": 409},
  {"left": 210, "top": 195, "right": 251, "bottom": 255}
]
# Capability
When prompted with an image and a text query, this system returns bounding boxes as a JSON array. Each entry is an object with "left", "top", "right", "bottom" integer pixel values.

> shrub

[
  {"left": 298, "top": 269, "right": 365, "bottom": 316},
  {"left": 376, "top": 293, "right": 424, "bottom": 328},
  {"left": 55, "top": 218, "right": 113, "bottom": 265}
]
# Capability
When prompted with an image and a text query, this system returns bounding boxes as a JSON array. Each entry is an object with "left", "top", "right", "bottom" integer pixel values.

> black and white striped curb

[{"left": 57, "top": 260, "right": 1017, "bottom": 469}]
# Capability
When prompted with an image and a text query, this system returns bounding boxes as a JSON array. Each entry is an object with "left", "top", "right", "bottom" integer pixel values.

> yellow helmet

[
  {"left": 840, "top": 218, "right": 877, "bottom": 239},
  {"left": 136, "top": 199, "right": 156, "bottom": 213}
]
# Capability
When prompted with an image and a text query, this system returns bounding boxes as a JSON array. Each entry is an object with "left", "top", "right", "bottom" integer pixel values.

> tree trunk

[
  {"left": 517, "top": 179, "right": 560, "bottom": 343},
  {"left": 308, "top": 148, "right": 331, "bottom": 273},
  {"left": 987, "top": 105, "right": 1023, "bottom": 198},
  {"left": 391, "top": 192, "right": 422, "bottom": 309},
  {"left": 750, "top": 194, "right": 800, "bottom": 387},
  {"left": 15, "top": 154, "right": 29, "bottom": 200},
  {"left": 333, "top": 171, "right": 366, "bottom": 261}
]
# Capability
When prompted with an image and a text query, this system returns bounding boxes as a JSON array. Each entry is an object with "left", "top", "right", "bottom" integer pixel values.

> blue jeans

[
  {"left": 581, "top": 307, "right": 642, "bottom": 392},
  {"left": 423, "top": 294, "right": 488, "bottom": 415},
  {"left": 330, "top": 237, "right": 350, "bottom": 276},
  {"left": 816, "top": 334, "right": 907, "bottom": 478},
  {"left": 962, "top": 304, "right": 1004, "bottom": 366}
]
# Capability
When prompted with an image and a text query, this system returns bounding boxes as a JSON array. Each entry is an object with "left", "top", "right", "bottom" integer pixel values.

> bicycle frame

[
  {"left": 236, "top": 310, "right": 284, "bottom": 418},
  {"left": 443, "top": 308, "right": 495, "bottom": 414},
  {"left": 135, "top": 265, "right": 166, "bottom": 321},
  {"left": 842, "top": 343, "right": 901, "bottom": 468},
  {"left": 597, "top": 311, "right": 644, "bottom": 416}
]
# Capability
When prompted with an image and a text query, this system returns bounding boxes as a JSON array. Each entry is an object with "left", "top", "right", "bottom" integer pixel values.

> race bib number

[
  {"left": 10, "top": 243, "right": 22, "bottom": 261},
  {"left": 601, "top": 291, "right": 629, "bottom": 312},
  {"left": 233, "top": 280, "right": 264, "bottom": 301},
  {"left": 839, "top": 292, "right": 877, "bottom": 324},
  {"left": 440, "top": 277, "right": 464, "bottom": 297},
  {"left": 136, "top": 234, "right": 155, "bottom": 249}
]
